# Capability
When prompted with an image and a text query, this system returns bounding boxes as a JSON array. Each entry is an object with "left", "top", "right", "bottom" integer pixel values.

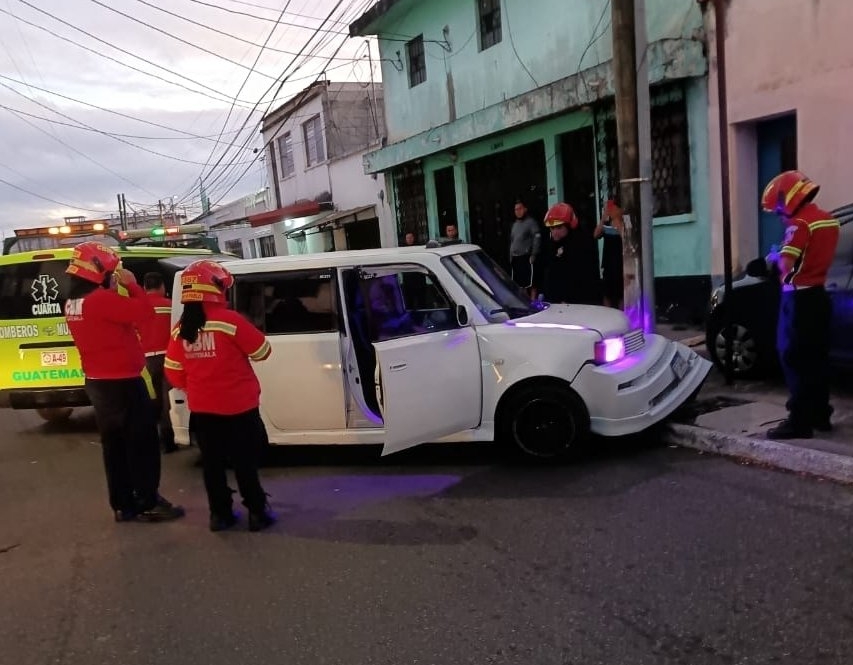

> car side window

[
  {"left": 359, "top": 266, "right": 457, "bottom": 342},
  {"left": 234, "top": 270, "right": 337, "bottom": 335}
]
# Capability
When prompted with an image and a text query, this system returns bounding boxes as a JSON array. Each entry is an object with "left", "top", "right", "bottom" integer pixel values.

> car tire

[
  {"left": 705, "top": 315, "right": 768, "bottom": 379},
  {"left": 497, "top": 382, "right": 590, "bottom": 462},
  {"left": 36, "top": 407, "right": 73, "bottom": 423}
]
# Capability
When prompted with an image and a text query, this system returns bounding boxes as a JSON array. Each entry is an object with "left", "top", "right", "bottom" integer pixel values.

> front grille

[{"left": 623, "top": 329, "right": 645, "bottom": 355}]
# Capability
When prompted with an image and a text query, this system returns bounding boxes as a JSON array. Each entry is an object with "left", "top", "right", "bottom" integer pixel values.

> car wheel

[
  {"left": 498, "top": 383, "right": 590, "bottom": 461},
  {"left": 706, "top": 318, "right": 767, "bottom": 378},
  {"left": 36, "top": 407, "right": 73, "bottom": 422}
]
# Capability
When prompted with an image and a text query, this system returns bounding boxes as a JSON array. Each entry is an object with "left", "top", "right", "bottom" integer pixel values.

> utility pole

[
  {"left": 611, "top": 0, "right": 653, "bottom": 333},
  {"left": 704, "top": 0, "right": 735, "bottom": 384},
  {"left": 116, "top": 194, "right": 125, "bottom": 230},
  {"left": 158, "top": 199, "right": 164, "bottom": 225}
]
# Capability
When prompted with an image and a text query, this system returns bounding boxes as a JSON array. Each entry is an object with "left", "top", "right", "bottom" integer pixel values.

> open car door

[
  {"left": 348, "top": 265, "right": 483, "bottom": 456},
  {"left": 375, "top": 325, "right": 482, "bottom": 455}
]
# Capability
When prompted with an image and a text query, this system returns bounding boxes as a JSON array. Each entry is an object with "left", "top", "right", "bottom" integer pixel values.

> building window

[
  {"left": 478, "top": 0, "right": 502, "bottom": 50},
  {"left": 303, "top": 115, "right": 325, "bottom": 166},
  {"left": 224, "top": 239, "right": 244, "bottom": 258},
  {"left": 277, "top": 133, "right": 294, "bottom": 177},
  {"left": 258, "top": 235, "right": 276, "bottom": 257},
  {"left": 234, "top": 271, "right": 337, "bottom": 335},
  {"left": 595, "top": 84, "right": 693, "bottom": 217},
  {"left": 406, "top": 35, "right": 426, "bottom": 87}
]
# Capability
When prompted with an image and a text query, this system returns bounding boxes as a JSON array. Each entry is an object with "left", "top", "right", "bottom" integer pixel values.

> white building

[{"left": 250, "top": 80, "right": 393, "bottom": 254}]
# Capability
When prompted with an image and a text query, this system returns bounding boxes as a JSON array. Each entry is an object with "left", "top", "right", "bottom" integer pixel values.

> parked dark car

[{"left": 705, "top": 205, "right": 853, "bottom": 378}]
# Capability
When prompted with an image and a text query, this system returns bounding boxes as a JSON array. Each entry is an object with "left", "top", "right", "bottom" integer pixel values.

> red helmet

[
  {"left": 66, "top": 241, "right": 120, "bottom": 284},
  {"left": 544, "top": 202, "right": 579, "bottom": 229},
  {"left": 761, "top": 170, "right": 820, "bottom": 217},
  {"left": 179, "top": 259, "right": 233, "bottom": 304}
]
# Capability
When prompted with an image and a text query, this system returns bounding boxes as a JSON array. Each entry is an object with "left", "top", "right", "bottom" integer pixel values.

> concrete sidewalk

[{"left": 660, "top": 346, "right": 853, "bottom": 483}]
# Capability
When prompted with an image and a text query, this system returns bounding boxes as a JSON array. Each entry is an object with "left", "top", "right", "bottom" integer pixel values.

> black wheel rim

[
  {"left": 512, "top": 397, "right": 577, "bottom": 458},
  {"left": 715, "top": 324, "right": 758, "bottom": 373}
]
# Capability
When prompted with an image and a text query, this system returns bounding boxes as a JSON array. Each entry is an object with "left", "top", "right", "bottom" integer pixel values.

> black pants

[
  {"left": 777, "top": 287, "right": 833, "bottom": 428},
  {"left": 510, "top": 255, "right": 533, "bottom": 290},
  {"left": 145, "top": 355, "right": 175, "bottom": 449},
  {"left": 85, "top": 377, "right": 162, "bottom": 512},
  {"left": 192, "top": 408, "right": 268, "bottom": 516}
]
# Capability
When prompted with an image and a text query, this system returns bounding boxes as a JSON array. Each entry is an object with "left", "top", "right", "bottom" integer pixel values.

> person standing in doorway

[
  {"left": 165, "top": 260, "right": 274, "bottom": 532},
  {"left": 541, "top": 202, "right": 603, "bottom": 305},
  {"left": 594, "top": 199, "right": 625, "bottom": 309},
  {"left": 64, "top": 242, "right": 185, "bottom": 523},
  {"left": 509, "top": 199, "right": 542, "bottom": 299},
  {"left": 761, "top": 170, "right": 839, "bottom": 439},
  {"left": 443, "top": 224, "right": 462, "bottom": 244},
  {"left": 403, "top": 231, "right": 417, "bottom": 246},
  {"left": 138, "top": 272, "right": 178, "bottom": 453}
]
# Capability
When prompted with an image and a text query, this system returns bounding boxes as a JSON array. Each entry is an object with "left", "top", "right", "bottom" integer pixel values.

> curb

[{"left": 662, "top": 422, "right": 853, "bottom": 485}]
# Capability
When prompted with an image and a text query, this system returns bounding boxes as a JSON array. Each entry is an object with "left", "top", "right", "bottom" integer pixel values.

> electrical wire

[
  {"left": 196, "top": 0, "right": 294, "bottom": 187},
  {"left": 502, "top": 0, "right": 538, "bottom": 87},
  {"left": 218, "top": 0, "right": 350, "bottom": 24},
  {"left": 180, "top": 0, "right": 355, "bottom": 204},
  {"left": 87, "top": 0, "right": 280, "bottom": 81},
  {"left": 131, "top": 0, "right": 366, "bottom": 61},
  {"left": 7, "top": 2, "right": 260, "bottom": 109},
  {"left": 0, "top": 174, "right": 114, "bottom": 213},
  {"left": 181, "top": 0, "right": 350, "bottom": 35},
  {"left": 0, "top": 79, "right": 255, "bottom": 167}
]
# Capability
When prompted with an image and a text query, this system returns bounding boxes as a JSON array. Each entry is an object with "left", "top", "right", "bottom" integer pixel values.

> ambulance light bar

[{"left": 116, "top": 223, "right": 206, "bottom": 240}]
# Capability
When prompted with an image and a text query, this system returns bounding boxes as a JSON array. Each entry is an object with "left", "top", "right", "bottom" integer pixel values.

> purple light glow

[
  {"left": 505, "top": 321, "right": 586, "bottom": 331},
  {"left": 594, "top": 336, "right": 626, "bottom": 364},
  {"left": 623, "top": 295, "right": 655, "bottom": 334}
]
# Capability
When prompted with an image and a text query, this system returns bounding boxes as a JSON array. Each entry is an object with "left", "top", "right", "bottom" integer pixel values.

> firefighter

[
  {"left": 164, "top": 260, "right": 274, "bottom": 532},
  {"left": 541, "top": 202, "right": 603, "bottom": 305},
  {"left": 762, "top": 170, "right": 840, "bottom": 439},
  {"left": 63, "top": 242, "right": 186, "bottom": 523},
  {"left": 138, "top": 272, "right": 178, "bottom": 453}
]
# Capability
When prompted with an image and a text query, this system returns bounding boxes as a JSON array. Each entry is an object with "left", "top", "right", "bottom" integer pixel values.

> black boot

[
  {"left": 767, "top": 419, "right": 813, "bottom": 440},
  {"left": 136, "top": 495, "right": 186, "bottom": 522},
  {"left": 209, "top": 511, "right": 239, "bottom": 532},
  {"left": 248, "top": 509, "right": 275, "bottom": 532}
]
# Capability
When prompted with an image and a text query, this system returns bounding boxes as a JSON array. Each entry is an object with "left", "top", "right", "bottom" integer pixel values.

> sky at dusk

[{"left": 0, "top": 0, "right": 379, "bottom": 235}]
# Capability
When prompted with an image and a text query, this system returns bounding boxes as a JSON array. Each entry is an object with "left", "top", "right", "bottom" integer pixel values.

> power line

[
  {"left": 197, "top": 0, "right": 294, "bottom": 187},
  {"left": 8, "top": 1, "right": 260, "bottom": 109},
  {"left": 0, "top": 79, "right": 255, "bottom": 167},
  {"left": 217, "top": 0, "right": 350, "bottom": 24},
  {"left": 183, "top": 0, "right": 353, "bottom": 202},
  {"left": 131, "top": 0, "right": 366, "bottom": 61},
  {"left": 87, "top": 0, "right": 281, "bottom": 81},
  {"left": 0, "top": 174, "right": 114, "bottom": 214},
  {"left": 0, "top": 101, "right": 159, "bottom": 198},
  {"left": 181, "top": 0, "right": 350, "bottom": 35}
]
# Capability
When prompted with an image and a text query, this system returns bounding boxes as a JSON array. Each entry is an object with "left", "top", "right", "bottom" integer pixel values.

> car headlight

[{"left": 594, "top": 337, "right": 626, "bottom": 364}]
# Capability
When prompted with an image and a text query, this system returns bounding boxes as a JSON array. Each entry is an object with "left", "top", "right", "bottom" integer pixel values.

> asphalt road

[{"left": 2, "top": 407, "right": 853, "bottom": 665}]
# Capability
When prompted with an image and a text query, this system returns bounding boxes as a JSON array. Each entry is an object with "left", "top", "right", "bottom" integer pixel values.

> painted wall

[
  {"left": 370, "top": 0, "right": 704, "bottom": 143},
  {"left": 706, "top": 0, "right": 853, "bottom": 276},
  {"left": 328, "top": 151, "right": 395, "bottom": 248}
]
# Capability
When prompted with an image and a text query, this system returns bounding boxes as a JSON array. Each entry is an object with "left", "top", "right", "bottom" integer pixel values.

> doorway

[
  {"left": 466, "top": 141, "right": 547, "bottom": 270},
  {"left": 757, "top": 115, "right": 797, "bottom": 253},
  {"left": 560, "top": 126, "right": 598, "bottom": 226},
  {"left": 434, "top": 167, "right": 458, "bottom": 237}
]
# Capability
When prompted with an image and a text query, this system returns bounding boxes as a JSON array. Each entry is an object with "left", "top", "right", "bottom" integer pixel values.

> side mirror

[
  {"left": 456, "top": 304, "right": 469, "bottom": 327},
  {"left": 746, "top": 257, "right": 769, "bottom": 278}
]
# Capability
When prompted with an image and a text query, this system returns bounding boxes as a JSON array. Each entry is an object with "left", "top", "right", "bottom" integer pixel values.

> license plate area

[
  {"left": 41, "top": 351, "right": 68, "bottom": 367},
  {"left": 671, "top": 352, "right": 688, "bottom": 381}
]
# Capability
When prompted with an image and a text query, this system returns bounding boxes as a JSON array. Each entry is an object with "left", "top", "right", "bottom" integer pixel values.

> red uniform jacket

[
  {"left": 138, "top": 294, "right": 173, "bottom": 356},
  {"left": 64, "top": 283, "right": 154, "bottom": 380},
  {"left": 779, "top": 203, "right": 840, "bottom": 288},
  {"left": 164, "top": 304, "right": 271, "bottom": 416}
]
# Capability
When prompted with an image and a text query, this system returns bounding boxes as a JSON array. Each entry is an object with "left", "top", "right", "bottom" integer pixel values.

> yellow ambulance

[{"left": 0, "top": 224, "right": 231, "bottom": 422}]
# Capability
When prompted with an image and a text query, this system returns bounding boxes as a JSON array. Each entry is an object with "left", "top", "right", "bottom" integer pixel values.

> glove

[{"left": 765, "top": 244, "right": 780, "bottom": 266}]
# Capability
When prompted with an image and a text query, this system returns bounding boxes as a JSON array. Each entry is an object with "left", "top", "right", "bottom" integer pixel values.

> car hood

[{"left": 512, "top": 303, "right": 631, "bottom": 337}]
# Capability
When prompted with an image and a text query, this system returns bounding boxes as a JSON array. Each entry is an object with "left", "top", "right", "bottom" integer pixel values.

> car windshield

[{"left": 442, "top": 250, "right": 543, "bottom": 322}]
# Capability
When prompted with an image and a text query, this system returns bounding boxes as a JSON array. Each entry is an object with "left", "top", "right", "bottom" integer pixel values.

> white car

[{"left": 169, "top": 244, "right": 711, "bottom": 460}]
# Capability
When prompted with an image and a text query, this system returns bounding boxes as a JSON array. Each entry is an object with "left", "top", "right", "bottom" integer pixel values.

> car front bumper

[{"left": 572, "top": 333, "right": 711, "bottom": 437}]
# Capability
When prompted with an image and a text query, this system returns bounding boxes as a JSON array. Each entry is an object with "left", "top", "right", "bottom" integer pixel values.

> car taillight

[{"left": 594, "top": 337, "right": 626, "bottom": 364}]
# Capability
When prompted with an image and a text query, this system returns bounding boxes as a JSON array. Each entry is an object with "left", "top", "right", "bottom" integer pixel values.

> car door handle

[{"left": 389, "top": 362, "right": 407, "bottom": 372}]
